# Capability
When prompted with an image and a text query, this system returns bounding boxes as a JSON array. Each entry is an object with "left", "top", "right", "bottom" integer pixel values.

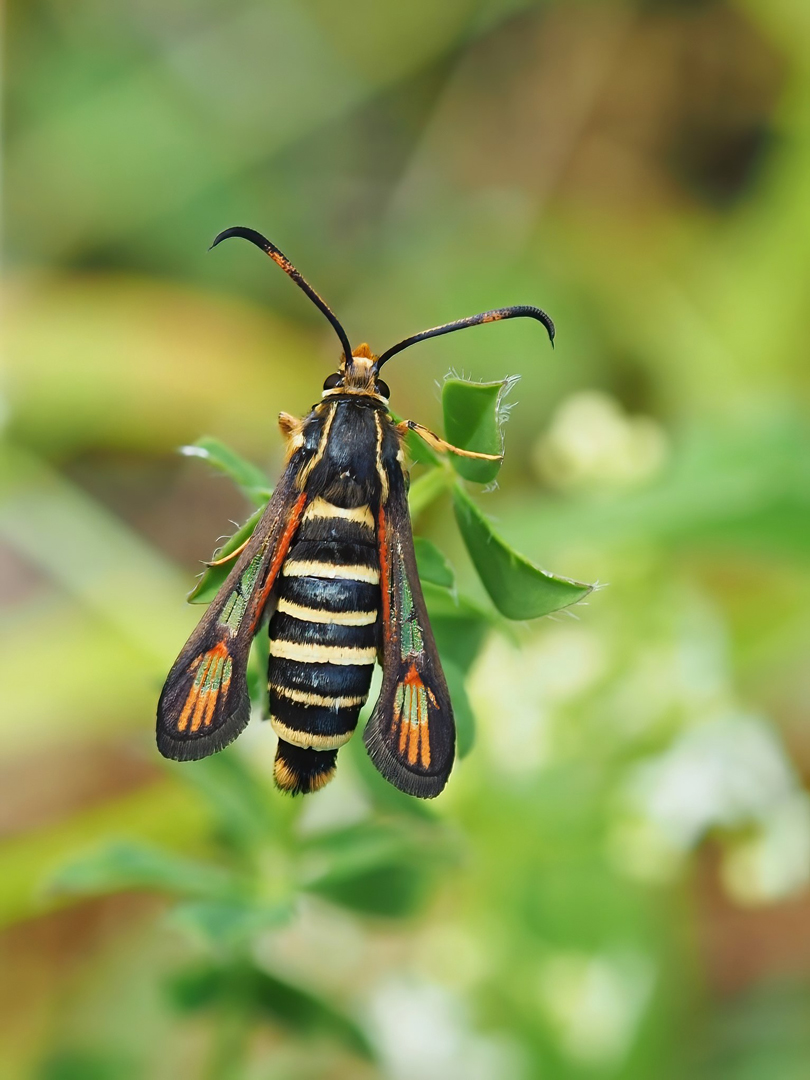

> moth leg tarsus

[
  {"left": 205, "top": 536, "right": 250, "bottom": 567},
  {"left": 400, "top": 420, "right": 502, "bottom": 462}
]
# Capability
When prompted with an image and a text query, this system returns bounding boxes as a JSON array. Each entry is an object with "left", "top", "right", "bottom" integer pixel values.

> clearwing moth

[{"left": 157, "top": 227, "right": 554, "bottom": 798}]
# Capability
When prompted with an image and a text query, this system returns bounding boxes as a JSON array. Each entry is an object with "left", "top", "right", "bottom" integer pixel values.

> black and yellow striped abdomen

[{"left": 268, "top": 496, "right": 380, "bottom": 793}]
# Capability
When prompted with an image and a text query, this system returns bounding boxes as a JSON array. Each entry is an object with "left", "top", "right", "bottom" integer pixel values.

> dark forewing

[
  {"left": 157, "top": 469, "right": 307, "bottom": 761},
  {"left": 363, "top": 470, "right": 455, "bottom": 798}
]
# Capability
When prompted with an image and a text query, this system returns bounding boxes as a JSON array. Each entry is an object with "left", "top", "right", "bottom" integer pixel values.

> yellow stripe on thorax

[
  {"left": 296, "top": 403, "right": 336, "bottom": 489},
  {"left": 374, "top": 412, "right": 390, "bottom": 503}
]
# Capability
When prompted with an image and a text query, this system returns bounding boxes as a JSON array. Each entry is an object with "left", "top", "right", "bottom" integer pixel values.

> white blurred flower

[
  {"left": 536, "top": 949, "right": 655, "bottom": 1066},
  {"left": 721, "top": 792, "right": 810, "bottom": 905},
  {"left": 617, "top": 713, "right": 810, "bottom": 902},
  {"left": 254, "top": 895, "right": 369, "bottom": 994},
  {"left": 629, "top": 713, "right": 799, "bottom": 848},
  {"left": 535, "top": 390, "right": 668, "bottom": 491},
  {"left": 367, "top": 977, "right": 526, "bottom": 1080},
  {"left": 469, "top": 627, "right": 606, "bottom": 776}
]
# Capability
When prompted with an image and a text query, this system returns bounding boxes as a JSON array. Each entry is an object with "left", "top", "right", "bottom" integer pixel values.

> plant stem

[{"left": 408, "top": 465, "right": 454, "bottom": 522}]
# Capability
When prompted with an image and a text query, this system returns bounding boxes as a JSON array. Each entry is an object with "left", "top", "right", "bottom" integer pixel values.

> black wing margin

[
  {"left": 157, "top": 470, "right": 307, "bottom": 761},
  {"left": 363, "top": 470, "right": 455, "bottom": 798}
]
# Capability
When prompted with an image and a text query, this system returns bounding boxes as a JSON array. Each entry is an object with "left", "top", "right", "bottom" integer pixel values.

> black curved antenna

[
  {"left": 210, "top": 227, "right": 353, "bottom": 362},
  {"left": 375, "top": 305, "right": 555, "bottom": 372}
]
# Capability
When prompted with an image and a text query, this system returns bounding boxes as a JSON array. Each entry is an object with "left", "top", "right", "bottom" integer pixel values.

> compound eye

[
  {"left": 322, "top": 372, "right": 342, "bottom": 391},
  {"left": 376, "top": 379, "right": 390, "bottom": 399}
]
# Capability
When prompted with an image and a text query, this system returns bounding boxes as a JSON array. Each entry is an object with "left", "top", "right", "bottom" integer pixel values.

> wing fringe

[{"left": 363, "top": 714, "right": 448, "bottom": 798}]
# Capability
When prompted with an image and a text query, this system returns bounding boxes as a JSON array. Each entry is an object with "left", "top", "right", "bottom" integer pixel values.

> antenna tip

[
  {"left": 209, "top": 231, "right": 231, "bottom": 252},
  {"left": 210, "top": 226, "right": 270, "bottom": 253}
]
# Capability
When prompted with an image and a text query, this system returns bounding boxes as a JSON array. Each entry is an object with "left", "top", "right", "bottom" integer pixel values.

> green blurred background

[{"left": 3, "top": 0, "right": 810, "bottom": 1077}]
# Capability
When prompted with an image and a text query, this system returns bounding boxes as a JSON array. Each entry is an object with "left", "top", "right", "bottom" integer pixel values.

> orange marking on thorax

[{"left": 250, "top": 492, "right": 307, "bottom": 631}]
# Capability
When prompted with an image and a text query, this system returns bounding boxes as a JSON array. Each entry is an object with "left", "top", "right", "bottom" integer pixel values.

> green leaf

[
  {"left": 182, "top": 437, "right": 274, "bottom": 605},
  {"left": 299, "top": 822, "right": 416, "bottom": 887},
  {"left": 187, "top": 504, "right": 266, "bottom": 604},
  {"left": 300, "top": 822, "right": 440, "bottom": 917},
  {"left": 169, "top": 963, "right": 374, "bottom": 1059},
  {"left": 346, "top": 724, "right": 436, "bottom": 821},
  {"left": 307, "top": 860, "right": 434, "bottom": 917},
  {"left": 246, "top": 967, "right": 373, "bottom": 1058},
  {"left": 423, "top": 580, "right": 491, "bottom": 672},
  {"left": 37, "top": 1050, "right": 132, "bottom": 1080},
  {"left": 414, "top": 536, "right": 455, "bottom": 589},
  {"left": 181, "top": 437, "right": 273, "bottom": 506},
  {"left": 246, "top": 626, "right": 270, "bottom": 713},
  {"left": 47, "top": 842, "right": 240, "bottom": 901},
  {"left": 453, "top": 485, "right": 593, "bottom": 619},
  {"left": 177, "top": 754, "right": 283, "bottom": 854},
  {"left": 422, "top": 580, "right": 487, "bottom": 756},
  {"left": 443, "top": 659, "right": 475, "bottom": 758},
  {"left": 421, "top": 579, "right": 489, "bottom": 621},
  {"left": 407, "top": 465, "right": 452, "bottom": 521},
  {"left": 442, "top": 377, "right": 512, "bottom": 484},
  {"left": 168, "top": 898, "right": 292, "bottom": 946}
]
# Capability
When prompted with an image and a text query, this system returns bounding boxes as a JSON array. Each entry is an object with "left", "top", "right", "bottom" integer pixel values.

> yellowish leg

[
  {"left": 279, "top": 411, "right": 305, "bottom": 461},
  {"left": 278, "top": 411, "right": 303, "bottom": 440},
  {"left": 205, "top": 536, "right": 250, "bottom": 567},
  {"left": 397, "top": 420, "right": 502, "bottom": 462}
]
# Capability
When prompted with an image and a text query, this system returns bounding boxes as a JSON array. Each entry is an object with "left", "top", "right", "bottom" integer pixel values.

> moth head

[{"left": 321, "top": 344, "right": 390, "bottom": 402}]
